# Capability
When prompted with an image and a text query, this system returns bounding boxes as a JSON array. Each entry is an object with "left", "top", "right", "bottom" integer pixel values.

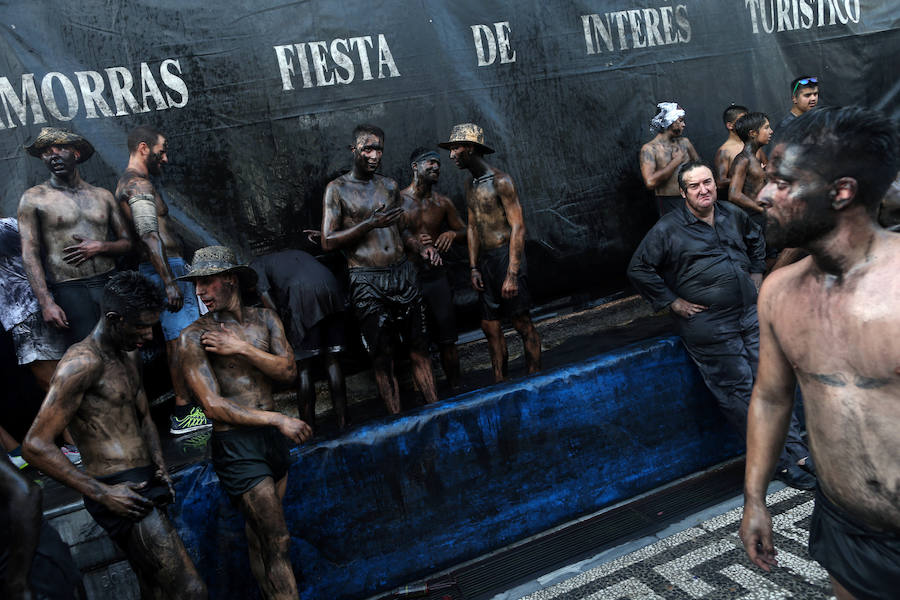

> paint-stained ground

[{"left": 495, "top": 485, "right": 833, "bottom": 600}]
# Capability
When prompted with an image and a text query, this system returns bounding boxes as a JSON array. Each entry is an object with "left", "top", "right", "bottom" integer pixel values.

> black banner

[{"left": 2, "top": 1, "right": 898, "bottom": 299}]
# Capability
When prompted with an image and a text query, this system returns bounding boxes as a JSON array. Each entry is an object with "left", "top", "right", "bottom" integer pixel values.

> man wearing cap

[
  {"left": 177, "top": 246, "right": 311, "bottom": 599},
  {"left": 441, "top": 123, "right": 542, "bottom": 382},
  {"left": 640, "top": 102, "right": 700, "bottom": 217},
  {"left": 23, "top": 271, "right": 207, "bottom": 599},
  {"left": 321, "top": 124, "right": 441, "bottom": 413},
  {"left": 400, "top": 146, "right": 467, "bottom": 389},
  {"left": 116, "top": 125, "right": 210, "bottom": 436},
  {"left": 775, "top": 76, "right": 819, "bottom": 132},
  {"left": 17, "top": 127, "right": 132, "bottom": 348}
]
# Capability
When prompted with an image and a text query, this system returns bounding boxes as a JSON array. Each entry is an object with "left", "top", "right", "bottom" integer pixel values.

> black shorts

[
  {"left": 349, "top": 258, "right": 429, "bottom": 356},
  {"left": 82, "top": 465, "right": 172, "bottom": 547},
  {"left": 419, "top": 267, "right": 457, "bottom": 345},
  {"left": 478, "top": 245, "right": 532, "bottom": 322},
  {"left": 809, "top": 487, "right": 900, "bottom": 600},
  {"left": 211, "top": 426, "right": 292, "bottom": 499},
  {"left": 293, "top": 313, "right": 347, "bottom": 360},
  {"left": 50, "top": 270, "right": 113, "bottom": 346}
]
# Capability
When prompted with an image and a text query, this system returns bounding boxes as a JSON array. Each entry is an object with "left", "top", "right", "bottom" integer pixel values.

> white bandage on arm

[{"left": 128, "top": 193, "right": 159, "bottom": 236}]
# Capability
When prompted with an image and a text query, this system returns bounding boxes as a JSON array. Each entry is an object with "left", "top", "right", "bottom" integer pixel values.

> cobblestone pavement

[{"left": 517, "top": 487, "right": 833, "bottom": 600}]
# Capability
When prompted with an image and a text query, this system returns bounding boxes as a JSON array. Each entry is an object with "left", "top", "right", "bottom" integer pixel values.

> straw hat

[
  {"left": 438, "top": 123, "right": 495, "bottom": 154},
  {"left": 176, "top": 246, "right": 258, "bottom": 289},
  {"left": 25, "top": 127, "right": 95, "bottom": 163}
]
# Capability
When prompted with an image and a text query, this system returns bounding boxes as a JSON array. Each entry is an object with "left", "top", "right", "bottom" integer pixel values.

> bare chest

[
  {"left": 37, "top": 192, "right": 109, "bottom": 232},
  {"left": 80, "top": 360, "right": 140, "bottom": 416}
]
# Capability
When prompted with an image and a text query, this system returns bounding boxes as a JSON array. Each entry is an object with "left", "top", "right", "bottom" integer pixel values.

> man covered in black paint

[{"left": 627, "top": 161, "right": 815, "bottom": 490}]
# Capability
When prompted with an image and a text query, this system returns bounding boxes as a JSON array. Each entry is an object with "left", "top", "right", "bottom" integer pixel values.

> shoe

[
  {"left": 61, "top": 444, "right": 82, "bottom": 466},
  {"left": 7, "top": 453, "right": 28, "bottom": 470},
  {"left": 169, "top": 406, "right": 213, "bottom": 435},
  {"left": 774, "top": 462, "right": 816, "bottom": 490}
]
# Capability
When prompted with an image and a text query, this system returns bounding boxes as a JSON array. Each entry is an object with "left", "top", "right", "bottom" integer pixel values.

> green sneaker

[{"left": 169, "top": 406, "right": 213, "bottom": 435}]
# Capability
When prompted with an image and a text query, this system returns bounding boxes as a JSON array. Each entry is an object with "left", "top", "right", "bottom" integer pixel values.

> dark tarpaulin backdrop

[{"left": 1, "top": 1, "right": 898, "bottom": 301}]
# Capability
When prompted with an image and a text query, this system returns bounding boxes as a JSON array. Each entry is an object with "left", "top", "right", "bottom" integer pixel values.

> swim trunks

[
  {"left": 348, "top": 258, "right": 429, "bottom": 356},
  {"left": 82, "top": 465, "right": 172, "bottom": 547},
  {"left": 210, "top": 426, "right": 292, "bottom": 498},
  {"left": 50, "top": 270, "right": 113, "bottom": 347},
  {"left": 419, "top": 266, "right": 457, "bottom": 345},
  {"left": 808, "top": 487, "right": 900, "bottom": 600},
  {"left": 138, "top": 257, "right": 200, "bottom": 341},
  {"left": 10, "top": 311, "right": 67, "bottom": 364},
  {"left": 477, "top": 245, "right": 532, "bottom": 321}
]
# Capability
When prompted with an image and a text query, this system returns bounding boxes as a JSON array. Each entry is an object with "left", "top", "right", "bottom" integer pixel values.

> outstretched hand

[
  {"left": 303, "top": 229, "right": 322, "bottom": 246},
  {"left": 62, "top": 234, "right": 103, "bottom": 266},
  {"left": 368, "top": 204, "right": 404, "bottom": 229},
  {"left": 200, "top": 324, "right": 246, "bottom": 356},
  {"left": 739, "top": 499, "right": 778, "bottom": 571},
  {"left": 102, "top": 481, "right": 153, "bottom": 520}
]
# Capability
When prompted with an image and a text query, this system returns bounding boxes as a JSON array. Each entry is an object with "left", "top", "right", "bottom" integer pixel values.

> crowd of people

[{"left": 1, "top": 72, "right": 898, "bottom": 599}]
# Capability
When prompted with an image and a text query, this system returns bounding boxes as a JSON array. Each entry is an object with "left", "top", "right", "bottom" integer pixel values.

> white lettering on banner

[
  {"left": 745, "top": 0, "right": 861, "bottom": 34},
  {"left": 581, "top": 5, "right": 691, "bottom": 54},
  {"left": 471, "top": 22, "right": 517, "bottom": 67},
  {"left": 275, "top": 33, "right": 400, "bottom": 91},
  {"left": 0, "top": 59, "right": 189, "bottom": 129}
]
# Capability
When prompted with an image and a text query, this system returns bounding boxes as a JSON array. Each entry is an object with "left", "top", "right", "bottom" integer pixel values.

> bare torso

[
  {"left": 729, "top": 149, "right": 767, "bottom": 202},
  {"left": 115, "top": 170, "right": 182, "bottom": 260},
  {"left": 19, "top": 181, "right": 118, "bottom": 283},
  {"left": 182, "top": 308, "right": 280, "bottom": 431},
  {"left": 642, "top": 137, "right": 694, "bottom": 196},
  {"left": 767, "top": 234, "right": 900, "bottom": 531},
  {"left": 63, "top": 341, "right": 152, "bottom": 477},
  {"left": 326, "top": 173, "right": 406, "bottom": 267},
  {"left": 467, "top": 169, "right": 512, "bottom": 250},
  {"left": 715, "top": 138, "right": 744, "bottom": 190}
]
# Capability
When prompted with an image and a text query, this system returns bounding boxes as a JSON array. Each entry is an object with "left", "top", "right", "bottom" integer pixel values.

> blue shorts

[{"left": 138, "top": 257, "right": 200, "bottom": 341}]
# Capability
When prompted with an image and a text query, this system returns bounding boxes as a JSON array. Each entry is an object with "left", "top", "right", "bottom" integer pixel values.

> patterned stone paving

[{"left": 519, "top": 487, "right": 833, "bottom": 600}]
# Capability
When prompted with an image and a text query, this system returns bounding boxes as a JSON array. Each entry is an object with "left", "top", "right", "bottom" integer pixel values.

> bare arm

[
  {"left": 684, "top": 139, "right": 700, "bottom": 161},
  {"left": 17, "top": 194, "right": 67, "bottom": 328},
  {"left": 178, "top": 329, "right": 311, "bottom": 442},
  {"left": 640, "top": 145, "right": 684, "bottom": 190},
  {"left": 320, "top": 183, "right": 402, "bottom": 251},
  {"left": 120, "top": 181, "right": 182, "bottom": 311},
  {"left": 467, "top": 197, "right": 485, "bottom": 292},
  {"left": 399, "top": 194, "right": 441, "bottom": 266},
  {"left": 433, "top": 197, "right": 467, "bottom": 253},
  {"left": 0, "top": 456, "right": 41, "bottom": 599},
  {"left": 728, "top": 157, "right": 764, "bottom": 213},
  {"left": 714, "top": 147, "right": 731, "bottom": 191},
  {"left": 133, "top": 355, "right": 173, "bottom": 497},
  {"left": 740, "top": 277, "right": 797, "bottom": 571},
  {"left": 22, "top": 352, "right": 153, "bottom": 519}
]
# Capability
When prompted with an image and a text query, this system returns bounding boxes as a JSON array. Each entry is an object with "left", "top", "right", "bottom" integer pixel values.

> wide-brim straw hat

[
  {"left": 176, "top": 245, "right": 258, "bottom": 289},
  {"left": 25, "top": 127, "right": 95, "bottom": 163},
  {"left": 437, "top": 123, "right": 495, "bottom": 154}
]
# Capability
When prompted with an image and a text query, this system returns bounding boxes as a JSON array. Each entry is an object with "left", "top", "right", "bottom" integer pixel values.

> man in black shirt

[{"left": 628, "top": 161, "right": 814, "bottom": 490}]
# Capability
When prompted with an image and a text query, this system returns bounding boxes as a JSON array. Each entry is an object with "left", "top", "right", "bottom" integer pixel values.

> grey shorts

[{"left": 10, "top": 312, "right": 67, "bottom": 364}]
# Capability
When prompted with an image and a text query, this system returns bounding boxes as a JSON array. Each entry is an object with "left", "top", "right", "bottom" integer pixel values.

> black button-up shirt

[{"left": 627, "top": 201, "right": 765, "bottom": 340}]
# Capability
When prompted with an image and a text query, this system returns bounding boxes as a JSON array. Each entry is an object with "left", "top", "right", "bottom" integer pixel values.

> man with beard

[
  {"left": 775, "top": 76, "right": 819, "bottom": 132},
  {"left": 400, "top": 146, "right": 467, "bottom": 389},
  {"left": 628, "top": 161, "right": 815, "bottom": 490},
  {"left": 17, "top": 128, "right": 131, "bottom": 348},
  {"left": 178, "top": 246, "right": 311, "bottom": 600},
  {"left": 23, "top": 271, "right": 207, "bottom": 599},
  {"left": 441, "top": 123, "right": 541, "bottom": 383},
  {"left": 322, "top": 124, "right": 440, "bottom": 412},
  {"left": 740, "top": 106, "right": 900, "bottom": 600},
  {"left": 116, "top": 125, "right": 210, "bottom": 435},
  {"left": 727, "top": 112, "right": 773, "bottom": 229},
  {"left": 640, "top": 102, "right": 700, "bottom": 217}
]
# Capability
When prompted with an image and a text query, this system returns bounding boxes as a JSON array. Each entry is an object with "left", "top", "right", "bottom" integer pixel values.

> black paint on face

[
  {"left": 353, "top": 134, "right": 383, "bottom": 175},
  {"left": 448, "top": 144, "right": 473, "bottom": 169},
  {"left": 147, "top": 137, "right": 168, "bottom": 176},
  {"left": 115, "top": 310, "right": 160, "bottom": 351},
  {"left": 41, "top": 145, "right": 78, "bottom": 177},
  {"left": 416, "top": 158, "right": 440, "bottom": 183}
]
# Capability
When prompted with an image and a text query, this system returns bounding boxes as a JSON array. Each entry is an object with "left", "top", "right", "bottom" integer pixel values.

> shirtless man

[
  {"left": 322, "top": 124, "right": 440, "bottom": 412},
  {"left": 17, "top": 127, "right": 131, "bottom": 348},
  {"left": 740, "top": 106, "right": 900, "bottom": 599},
  {"left": 640, "top": 102, "right": 700, "bottom": 217},
  {"left": 178, "top": 246, "right": 310, "bottom": 599},
  {"left": 727, "top": 112, "right": 773, "bottom": 229},
  {"left": 400, "top": 146, "right": 467, "bottom": 388},
  {"left": 715, "top": 105, "right": 768, "bottom": 197},
  {"left": 775, "top": 76, "right": 819, "bottom": 132},
  {"left": 116, "top": 125, "right": 210, "bottom": 435},
  {"left": 441, "top": 123, "right": 541, "bottom": 382},
  {"left": 23, "top": 271, "right": 207, "bottom": 599}
]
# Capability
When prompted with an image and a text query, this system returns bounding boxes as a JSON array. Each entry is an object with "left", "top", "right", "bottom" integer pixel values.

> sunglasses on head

[{"left": 793, "top": 77, "right": 818, "bottom": 94}]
